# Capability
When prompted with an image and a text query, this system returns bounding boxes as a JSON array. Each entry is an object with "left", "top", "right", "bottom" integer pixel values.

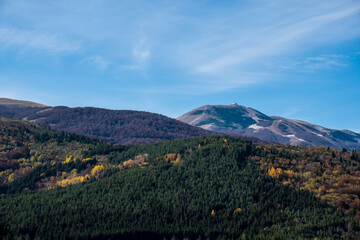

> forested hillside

[
  {"left": 251, "top": 144, "right": 360, "bottom": 222},
  {"left": 0, "top": 103, "right": 216, "bottom": 145},
  {"left": 1, "top": 136, "right": 359, "bottom": 239},
  {"left": 0, "top": 118, "right": 114, "bottom": 194}
]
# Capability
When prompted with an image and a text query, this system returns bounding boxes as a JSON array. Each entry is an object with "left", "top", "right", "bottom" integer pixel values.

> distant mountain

[
  {"left": 0, "top": 99, "right": 216, "bottom": 145},
  {"left": 178, "top": 103, "right": 360, "bottom": 151},
  {"left": 0, "top": 98, "right": 48, "bottom": 108}
]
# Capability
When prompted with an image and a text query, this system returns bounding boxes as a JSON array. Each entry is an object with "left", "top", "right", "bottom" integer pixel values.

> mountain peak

[
  {"left": 178, "top": 104, "right": 360, "bottom": 151},
  {"left": 177, "top": 103, "right": 271, "bottom": 133}
]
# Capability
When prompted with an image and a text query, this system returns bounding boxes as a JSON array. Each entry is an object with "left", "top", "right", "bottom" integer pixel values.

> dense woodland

[
  {"left": 0, "top": 106, "right": 216, "bottom": 145},
  {"left": 251, "top": 144, "right": 360, "bottom": 222},
  {"left": 0, "top": 131, "right": 359, "bottom": 239},
  {"left": 1, "top": 118, "right": 360, "bottom": 239}
]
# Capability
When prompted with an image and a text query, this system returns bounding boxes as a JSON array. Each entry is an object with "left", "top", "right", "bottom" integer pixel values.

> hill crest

[{"left": 0, "top": 98, "right": 49, "bottom": 108}]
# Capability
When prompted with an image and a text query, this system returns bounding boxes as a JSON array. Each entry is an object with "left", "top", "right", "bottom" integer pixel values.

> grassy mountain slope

[
  {"left": 0, "top": 98, "right": 48, "bottom": 108},
  {"left": 1, "top": 137, "right": 358, "bottom": 239}
]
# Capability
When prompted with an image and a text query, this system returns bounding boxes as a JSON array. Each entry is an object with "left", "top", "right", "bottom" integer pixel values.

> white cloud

[
  {"left": 0, "top": 27, "right": 82, "bottom": 54},
  {"left": 193, "top": 5, "right": 360, "bottom": 75}
]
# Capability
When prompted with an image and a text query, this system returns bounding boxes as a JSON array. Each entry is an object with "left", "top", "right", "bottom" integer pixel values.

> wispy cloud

[
  {"left": 280, "top": 54, "right": 349, "bottom": 71},
  {"left": 132, "top": 37, "right": 151, "bottom": 62},
  {"left": 1, "top": 0, "right": 360, "bottom": 92},
  {"left": 0, "top": 27, "right": 82, "bottom": 54},
  {"left": 193, "top": 5, "right": 360, "bottom": 75},
  {"left": 81, "top": 56, "right": 109, "bottom": 70},
  {"left": 302, "top": 55, "right": 347, "bottom": 69}
]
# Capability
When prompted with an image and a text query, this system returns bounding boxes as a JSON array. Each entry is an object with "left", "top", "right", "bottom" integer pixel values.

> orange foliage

[
  {"left": 233, "top": 208, "right": 242, "bottom": 215},
  {"left": 268, "top": 167, "right": 283, "bottom": 179}
]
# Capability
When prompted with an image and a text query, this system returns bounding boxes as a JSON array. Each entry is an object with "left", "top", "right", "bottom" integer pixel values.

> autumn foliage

[{"left": 252, "top": 144, "right": 360, "bottom": 221}]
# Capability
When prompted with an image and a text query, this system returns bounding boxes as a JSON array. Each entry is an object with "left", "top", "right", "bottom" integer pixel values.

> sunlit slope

[
  {"left": 1, "top": 137, "right": 357, "bottom": 239},
  {"left": 0, "top": 117, "right": 105, "bottom": 194}
]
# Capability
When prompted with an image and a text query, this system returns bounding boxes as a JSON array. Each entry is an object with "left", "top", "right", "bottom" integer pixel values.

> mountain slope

[
  {"left": 0, "top": 99, "right": 215, "bottom": 145},
  {"left": 1, "top": 136, "right": 358, "bottom": 239},
  {"left": 0, "top": 98, "right": 48, "bottom": 108},
  {"left": 0, "top": 117, "right": 106, "bottom": 194},
  {"left": 178, "top": 103, "right": 360, "bottom": 151}
]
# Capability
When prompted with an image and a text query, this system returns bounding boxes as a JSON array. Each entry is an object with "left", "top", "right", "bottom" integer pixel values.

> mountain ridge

[
  {"left": 0, "top": 98, "right": 268, "bottom": 145},
  {"left": 0, "top": 104, "right": 214, "bottom": 145}
]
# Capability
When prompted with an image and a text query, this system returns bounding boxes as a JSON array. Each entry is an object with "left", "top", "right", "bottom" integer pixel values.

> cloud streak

[
  {"left": 0, "top": 27, "right": 82, "bottom": 54},
  {"left": 193, "top": 4, "right": 360, "bottom": 75}
]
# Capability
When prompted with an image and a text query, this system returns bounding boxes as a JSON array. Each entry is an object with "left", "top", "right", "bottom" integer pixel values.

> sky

[{"left": 0, "top": 0, "right": 359, "bottom": 132}]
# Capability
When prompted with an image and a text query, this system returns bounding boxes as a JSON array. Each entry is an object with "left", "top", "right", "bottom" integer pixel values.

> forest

[
  {"left": 251, "top": 144, "right": 360, "bottom": 222},
  {"left": 0, "top": 118, "right": 360, "bottom": 239},
  {"left": 0, "top": 106, "right": 215, "bottom": 145},
  {"left": 0, "top": 118, "right": 105, "bottom": 194}
]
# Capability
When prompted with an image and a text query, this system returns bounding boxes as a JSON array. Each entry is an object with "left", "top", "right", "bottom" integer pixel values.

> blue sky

[{"left": 0, "top": 0, "right": 359, "bottom": 132}]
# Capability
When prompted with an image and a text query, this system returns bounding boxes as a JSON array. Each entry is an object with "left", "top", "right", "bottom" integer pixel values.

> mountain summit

[{"left": 177, "top": 104, "right": 360, "bottom": 151}]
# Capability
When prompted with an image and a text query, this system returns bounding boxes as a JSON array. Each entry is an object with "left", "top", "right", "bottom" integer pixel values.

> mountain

[
  {"left": 0, "top": 98, "right": 48, "bottom": 108},
  {"left": 0, "top": 99, "right": 216, "bottom": 145},
  {"left": 177, "top": 103, "right": 360, "bottom": 151}
]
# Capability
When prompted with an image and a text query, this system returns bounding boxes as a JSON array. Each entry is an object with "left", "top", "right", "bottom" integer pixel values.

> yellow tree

[
  {"left": 91, "top": 165, "right": 105, "bottom": 175},
  {"left": 268, "top": 167, "right": 283, "bottom": 179},
  {"left": 8, "top": 173, "right": 16, "bottom": 183}
]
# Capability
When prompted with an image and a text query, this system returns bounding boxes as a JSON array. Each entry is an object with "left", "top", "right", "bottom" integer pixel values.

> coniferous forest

[{"left": 0, "top": 118, "right": 360, "bottom": 239}]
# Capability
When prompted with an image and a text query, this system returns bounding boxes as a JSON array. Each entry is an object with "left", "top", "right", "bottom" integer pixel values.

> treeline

[
  {"left": 0, "top": 117, "right": 97, "bottom": 144},
  {"left": 1, "top": 137, "right": 358, "bottom": 239}
]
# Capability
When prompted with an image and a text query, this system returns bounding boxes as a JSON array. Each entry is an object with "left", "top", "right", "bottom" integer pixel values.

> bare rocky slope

[{"left": 177, "top": 103, "right": 360, "bottom": 151}]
